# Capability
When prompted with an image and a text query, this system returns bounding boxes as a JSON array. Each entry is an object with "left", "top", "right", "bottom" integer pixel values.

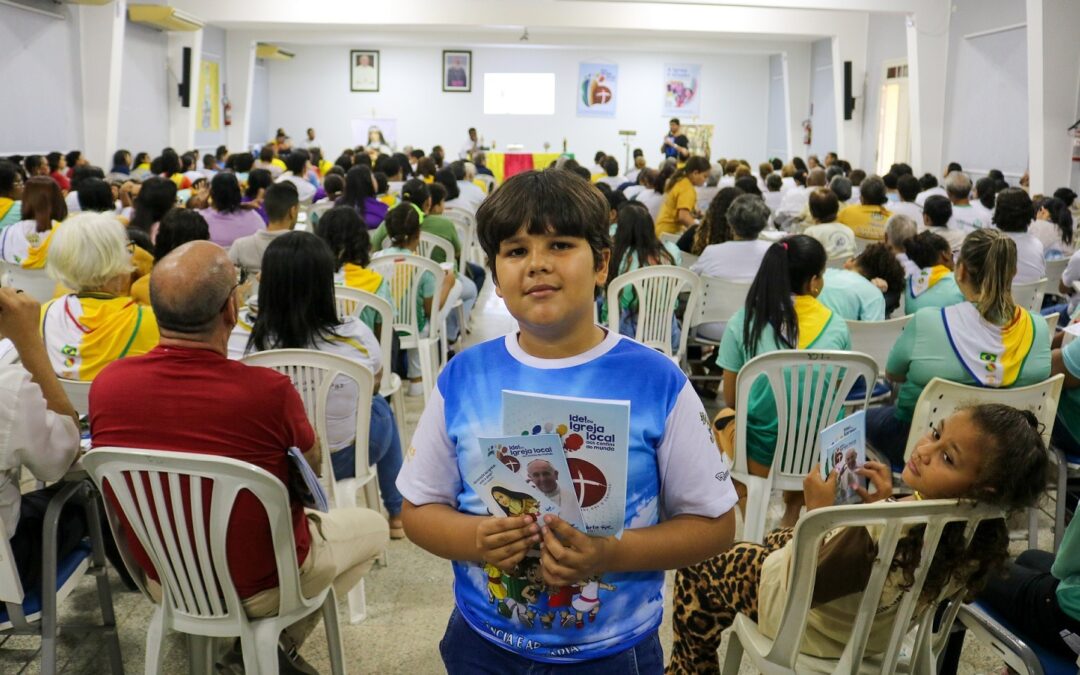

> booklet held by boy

[
  {"left": 502, "top": 390, "right": 630, "bottom": 538},
  {"left": 819, "top": 410, "right": 867, "bottom": 506}
]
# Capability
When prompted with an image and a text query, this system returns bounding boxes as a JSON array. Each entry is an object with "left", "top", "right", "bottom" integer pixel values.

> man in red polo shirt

[{"left": 90, "top": 241, "right": 388, "bottom": 673}]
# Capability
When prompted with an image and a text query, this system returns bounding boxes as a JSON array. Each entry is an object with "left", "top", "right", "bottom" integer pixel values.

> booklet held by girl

[
  {"left": 501, "top": 390, "right": 630, "bottom": 537},
  {"left": 819, "top": 410, "right": 867, "bottom": 505}
]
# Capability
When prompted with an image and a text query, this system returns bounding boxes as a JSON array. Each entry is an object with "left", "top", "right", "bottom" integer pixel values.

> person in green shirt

[
  {"left": 901, "top": 230, "right": 965, "bottom": 314},
  {"left": 818, "top": 243, "right": 904, "bottom": 320},
  {"left": 718, "top": 234, "right": 851, "bottom": 526},
  {"left": 866, "top": 228, "right": 1052, "bottom": 467}
]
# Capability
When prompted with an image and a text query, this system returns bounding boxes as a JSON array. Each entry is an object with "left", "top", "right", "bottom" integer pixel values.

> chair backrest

[
  {"left": 1064, "top": 327, "right": 1079, "bottom": 347},
  {"left": 443, "top": 205, "right": 477, "bottom": 225},
  {"left": 240, "top": 349, "right": 375, "bottom": 499},
  {"left": 689, "top": 275, "right": 752, "bottom": 329},
  {"left": 845, "top": 316, "right": 912, "bottom": 373},
  {"left": 0, "top": 262, "right": 56, "bottom": 303},
  {"left": 767, "top": 499, "right": 1004, "bottom": 672},
  {"left": 59, "top": 377, "right": 91, "bottom": 418},
  {"left": 903, "top": 375, "right": 1064, "bottom": 461},
  {"left": 825, "top": 255, "right": 849, "bottom": 269},
  {"left": 1011, "top": 277, "right": 1048, "bottom": 313},
  {"left": 605, "top": 265, "right": 700, "bottom": 359},
  {"left": 307, "top": 201, "right": 335, "bottom": 229},
  {"left": 475, "top": 173, "right": 496, "bottom": 193},
  {"left": 368, "top": 252, "right": 446, "bottom": 340},
  {"left": 417, "top": 232, "right": 456, "bottom": 269},
  {"left": 81, "top": 448, "right": 311, "bottom": 633},
  {"left": 333, "top": 286, "right": 394, "bottom": 393},
  {"left": 695, "top": 185, "right": 718, "bottom": 213},
  {"left": 733, "top": 350, "right": 879, "bottom": 482},
  {"left": 678, "top": 250, "right": 699, "bottom": 269},
  {"left": 658, "top": 232, "right": 680, "bottom": 247},
  {"left": 1045, "top": 256, "right": 1069, "bottom": 293},
  {"left": 1045, "top": 312, "right": 1059, "bottom": 336}
]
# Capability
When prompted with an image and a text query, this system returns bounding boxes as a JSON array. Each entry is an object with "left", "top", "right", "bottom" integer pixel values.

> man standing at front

[
  {"left": 661, "top": 118, "right": 690, "bottom": 161},
  {"left": 89, "top": 241, "right": 388, "bottom": 674}
]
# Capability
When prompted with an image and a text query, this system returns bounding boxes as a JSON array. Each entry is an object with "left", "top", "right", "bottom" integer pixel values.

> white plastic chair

[
  {"left": 0, "top": 480, "right": 122, "bottom": 675},
  {"left": 444, "top": 209, "right": 481, "bottom": 267},
  {"left": 825, "top": 255, "right": 849, "bottom": 269},
  {"left": 1045, "top": 312, "right": 1059, "bottom": 336},
  {"left": 307, "top": 201, "right": 335, "bottom": 230},
  {"left": 679, "top": 251, "right": 699, "bottom": 269},
  {"left": 417, "top": 232, "right": 466, "bottom": 360},
  {"left": 82, "top": 448, "right": 346, "bottom": 675},
  {"left": 58, "top": 378, "right": 91, "bottom": 418},
  {"left": 0, "top": 262, "right": 56, "bottom": 303},
  {"left": 334, "top": 287, "right": 407, "bottom": 444},
  {"left": 658, "top": 232, "right": 680, "bottom": 247},
  {"left": 732, "top": 350, "right": 878, "bottom": 542},
  {"left": 722, "top": 499, "right": 1004, "bottom": 674},
  {"left": 1044, "top": 256, "right": 1069, "bottom": 299},
  {"left": 475, "top": 173, "right": 496, "bottom": 194},
  {"left": 1012, "top": 277, "right": 1048, "bottom": 313},
  {"left": 685, "top": 276, "right": 752, "bottom": 382},
  {"left": 369, "top": 253, "right": 445, "bottom": 403},
  {"left": 695, "top": 185, "right": 718, "bottom": 213},
  {"left": 898, "top": 376, "right": 1064, "bottom": 550},
  {"left": 240, "top": 349, "right": 379, "bottom": 624},
  {"left": 606, "top": 265, "right": 700, "bottom": 365},
  {"left": 845, "top": 317, "right": 911, "bottom": 376}
]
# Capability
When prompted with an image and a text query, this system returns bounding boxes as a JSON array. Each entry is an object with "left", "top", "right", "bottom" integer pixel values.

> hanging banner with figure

[
  {"left": 197, "top": 60, "right": 220, "bottom": 132},
  {"left": 663, "top": 64, "right": 700, "bottom": 117},
  {"left": 577, "top": 63, "right": 618, "bottom": 118}
]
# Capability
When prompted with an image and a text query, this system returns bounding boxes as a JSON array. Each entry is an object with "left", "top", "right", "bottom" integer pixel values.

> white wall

[
  {"left": 265, "top": 44, "right": 770, "bottom": 165},
  {"left": 942, "top": 0, "right": 1028, "bottom": 179},
  {"left": 808, "top": 38, "right": 837, "bottom": 159},
  {"left": 249, "top": 59, "right": 270, "bottom": 146},
  {"left": 0, "top": 3, "right": 84, "bottom": 154},
  {"left": 118, "top": 23, "right": 170, "bottom": 157},
  {"left": 766, "top": 54, "right": 788, "bottom": 160},
  {"left": 859, "top": 13, "right": 907, "bottom": 172}
]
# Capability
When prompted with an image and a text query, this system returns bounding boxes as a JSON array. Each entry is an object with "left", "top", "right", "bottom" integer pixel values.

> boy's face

[{"left": 493, "top": 228, "right": 609, "bottom": 334}]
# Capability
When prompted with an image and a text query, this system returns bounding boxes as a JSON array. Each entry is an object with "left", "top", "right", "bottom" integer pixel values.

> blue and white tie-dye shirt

[{"left": 397, "top": 330, "right": 737, "bottom": 663}]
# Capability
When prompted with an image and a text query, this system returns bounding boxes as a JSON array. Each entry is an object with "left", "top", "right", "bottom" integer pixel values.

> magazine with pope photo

[{"left": 478, "top": 434, "right": 587, "bottom": 531}]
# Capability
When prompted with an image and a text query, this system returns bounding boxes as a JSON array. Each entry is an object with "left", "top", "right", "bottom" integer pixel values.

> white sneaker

[{"left": 407, "top": 381, "right": 425, "bottom": 397}]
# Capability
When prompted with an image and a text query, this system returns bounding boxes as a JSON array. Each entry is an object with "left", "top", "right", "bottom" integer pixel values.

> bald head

[
  {"left": 807, "top": 167, "right": 828, "bottom": 188},
  {"left": 150, "top": 240, "right": 237, "bottom": 336}
]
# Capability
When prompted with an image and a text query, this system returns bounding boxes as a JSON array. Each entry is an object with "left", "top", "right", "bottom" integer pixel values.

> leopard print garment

[{"left": 667, "top": 528, "right": 795, "bottom": 675}]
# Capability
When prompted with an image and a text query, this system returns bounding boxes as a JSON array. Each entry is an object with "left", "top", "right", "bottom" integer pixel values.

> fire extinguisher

[
  {"left": 802, "top": 119, "right": 812, "bottom": 146},
  {"left": 223, "top": 85, "right": 232, "bottom": 127}
]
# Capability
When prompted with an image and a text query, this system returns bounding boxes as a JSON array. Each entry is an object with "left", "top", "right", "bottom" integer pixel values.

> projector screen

[{"left": 483, "top": 73, "right": 556, "bottom": 115}]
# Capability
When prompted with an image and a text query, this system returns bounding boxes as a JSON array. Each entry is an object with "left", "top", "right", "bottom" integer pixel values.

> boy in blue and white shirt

[{"left": 397, "top": 169, "right": 737, "bottom": 672}]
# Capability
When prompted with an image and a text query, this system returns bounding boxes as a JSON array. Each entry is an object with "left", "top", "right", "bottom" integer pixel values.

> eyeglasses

[{"left": 220, "top": 282, "right": 240, "bottom": 313}]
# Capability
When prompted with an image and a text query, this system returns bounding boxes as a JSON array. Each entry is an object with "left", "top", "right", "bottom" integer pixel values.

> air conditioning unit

[
  {"left": 66, "top": 1, "right": 114, "bottom": 5},
  {"left": 127, "top": 4, "right": 203, "bottom": 31},
  {"left": 256, "top": 43, "right": 296, "bottom": 60}
]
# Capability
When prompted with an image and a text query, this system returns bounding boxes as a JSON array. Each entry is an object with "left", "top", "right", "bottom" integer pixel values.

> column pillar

[
  {"left": 225, "top": 31, "right": 257, "bottom": 151},
  {"left": 906, "top": 5, "right": 950, "bottom": 175},
  {"left": 1026, "top": 0, "right": 1080, "bottom": 194},
  {"left": 78, "top": 0, "right": 126, "bottom": 166}
]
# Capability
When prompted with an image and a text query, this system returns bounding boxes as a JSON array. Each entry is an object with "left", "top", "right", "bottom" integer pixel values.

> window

[
  {"left": 483, "top": 73, "right": 556, "bottom": 115},
  {"left": 875, "top": 61, "right": 911, "bottom": 175}
]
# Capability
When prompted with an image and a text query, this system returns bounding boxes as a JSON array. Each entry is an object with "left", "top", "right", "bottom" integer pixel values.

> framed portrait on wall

[
  {"left": 443, "top": 50, "right": 472, "bottom": 92},
  {"left": 351, "top": 50, "right": 380, "bottom": 92}
]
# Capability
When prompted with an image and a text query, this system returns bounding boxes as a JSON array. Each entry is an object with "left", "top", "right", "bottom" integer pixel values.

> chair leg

[
  {"left": 144, "top": 609, "right": 167, "bottom": 675},
  {"left": 721, "top": 631, "right": 745, "bottom": 675},
  {"left": 86, "top": 493, "right": 124, "bottom": 674},
  {"left": 188, "top": 634, "right": 215, "bottom": 675},
  {"left": 1027, "top": 506, "right": 1039, "bottom": 551},
  {"left": 742, "top": 478, "right": 770, "bottom": 544},
  {"left": 391, "top": 390, "right": 408, "bottom": 447},
  {"left": 252, "top": 622, "right": 282, "bottom": 675},
  {"left": 347, "top": 578, "right": 368, "bottom": 624},
  {"left": 418, "top": 342, "right": 435, "bottom": 403},
  {"left": 323, "top": 590, "right": 347, "bottom": 675}
]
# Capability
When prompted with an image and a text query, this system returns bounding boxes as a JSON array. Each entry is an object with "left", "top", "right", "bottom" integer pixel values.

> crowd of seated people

[{"left": 4, "top": 133, "right": 1080, "bottom": 673}]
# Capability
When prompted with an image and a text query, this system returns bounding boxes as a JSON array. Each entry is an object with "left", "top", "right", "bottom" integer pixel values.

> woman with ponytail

[
  {"left": 866, "top": 228, "right": 1052, "bottom": 466},
  {"left": 901, "top": 230, "right": 965, "bottom": 314},
  {"left": 653, "top": 156, "right": 710, "bottom": 236},
  {"left": 716, "top": 234, "right": 851, "bottom": 525}
]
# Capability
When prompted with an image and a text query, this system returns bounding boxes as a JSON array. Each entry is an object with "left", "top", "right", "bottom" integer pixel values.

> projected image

[{"left": 483, "top": 73, "right": 556, "bottom": 115}]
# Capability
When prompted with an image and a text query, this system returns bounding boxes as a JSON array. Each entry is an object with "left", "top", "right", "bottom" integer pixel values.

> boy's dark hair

[
  {"left": 285, "top": 148, "right": 309, "bottom": 176},
  {"left": 76, "top": 178, "right": 114, "bottom": 213},
  {"left": 923, "top": 195, "right": 953, "bottom": 228},
  {"left": 602, "top": 156, "right": 619, "bottom": 177},
  {"left": 849, "top": 169, "right": 866, "bottom": 186},
  {"left": 155, "top": 209, "right": 210, "bottom": 263},
  {"left": 897, "top": 173, "right": 920, "bottom": 202},
  {"left": 919, "top": 173, "right": 938, "bottom": 191},
  {"left": 315, "top": 206, "right": 371, "bottom": 269},
  {"left": 992, "top": 188, "right": 1034, "bottom": 232},
  {"left": 476, "top": 169, "right": 611, "bottom": 286},
  {"left": 265, "top": 181, "right": 299, "bottom": 222}
]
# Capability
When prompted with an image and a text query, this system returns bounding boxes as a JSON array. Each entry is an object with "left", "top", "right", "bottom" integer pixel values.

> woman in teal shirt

[
  {"left": 818, "top": 243, "right": 904, "bottom": 320},
  {"left": 867, "top": 228, "right": 1052, "bottom": 466},
  {"left": 718, "top": 234, "right": 850, "bottom": 526},
  {"left": 902, "top": 230, "right": 965, "bottom": 314}
]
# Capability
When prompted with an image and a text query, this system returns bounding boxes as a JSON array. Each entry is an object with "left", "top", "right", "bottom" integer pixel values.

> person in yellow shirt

[
  {"left": 837, "top": 174, "right": 892, "bottom": 242},
  {"left": 654, "top": 156, "right": 710, "bottom": 237},
  {"left": 40, "top": 212, "right": 160, "bottom": 381}
]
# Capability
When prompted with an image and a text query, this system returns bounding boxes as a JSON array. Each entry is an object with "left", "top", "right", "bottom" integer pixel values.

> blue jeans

[
  {"left": 865, "top": 405, "right": 911, "bottom": 470},
  {"left": 438, "top": 608, "right": 664, "bottom": 675},
  {"left": 1053, "top": 415, "right": 1080, "bottom": 458},
  {"left": 329, "top": 396, "right": 404, "bottom": 515}
]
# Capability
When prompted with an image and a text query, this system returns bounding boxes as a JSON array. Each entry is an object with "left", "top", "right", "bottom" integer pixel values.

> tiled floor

[{"left": 0, "top": 283, "right": 1029, "bottom": 673}]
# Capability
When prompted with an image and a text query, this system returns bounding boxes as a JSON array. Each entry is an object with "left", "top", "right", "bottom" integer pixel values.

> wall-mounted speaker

[
  {"left": 179, "top": 46, "right": 191, "bottom": 108},
  {"left": 843, "top": 60, "right": 855, "bottom": 121}
]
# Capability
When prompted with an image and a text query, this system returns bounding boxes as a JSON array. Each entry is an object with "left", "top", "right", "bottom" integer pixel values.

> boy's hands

[
  {"left": 539, "top": 516, "right": 613, "bottom": 587},
  {"left": 476, "top": 515, "right": 540, "bottom": 574},
  {"left": 854, "top": 461, "right": 893, "bottom": 503},
  {"left": 803, "top": 463, "right": 837, "bottom": 512}
]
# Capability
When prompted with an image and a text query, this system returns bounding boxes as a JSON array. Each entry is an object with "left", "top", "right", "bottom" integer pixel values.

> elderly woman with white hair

[{"left": 40, "top": 211, "right": 160, "bottom": 381}]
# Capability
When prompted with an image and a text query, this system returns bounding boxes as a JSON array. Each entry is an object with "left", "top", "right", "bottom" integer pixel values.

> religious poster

[
  {"left": 663, "top": 63, "right": 701, "bottom": 117},
  {"left": 443, "top": 50, "right": 472, "bottom": 92},
  {"left": 196, "top": 60, "right": 220, "bottom": 132},
  {"left": 350, "top": 118, "right": 398, "bottom": 152},
  {"left": 577, "top": 62, "right": 618, "bottom": 118},
  {"left": 350, "top": 50, "right": 380, "bottom": 92}
]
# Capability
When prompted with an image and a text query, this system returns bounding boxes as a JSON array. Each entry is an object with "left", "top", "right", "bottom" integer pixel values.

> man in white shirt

[
  {"left": 458, "top": 127, "right": 480, "bottom": 160},
  {"left": 451, "top": 160, "right": 485, "bottom": 211},
  {"left": 0, "top": 287, "right": 82, "bottom": 591},
  {"left": 597, "top": 157, "right": 625, "bottom": 190},
  {"left": 915, "top": 163, "right": 960, "bottom": 207},
  {"left": 762, "top": 174, "right": 784, "bottom": 212},
  {"left": 301, "top": 128, "right": 317, "bottom": 149},
  {"left": 276, "top": 149, "right": 316, "bottom": 203},
  {"left": 777, "top": 167, "right": 825, "bottom": 216},
  {"left": 890, "top": 174, "right": 924, "bottom": 222},
  {"left": 691, "top": 195, "right": 774, "bottom": 340},
  {"left": 945, "top": 172, "right": 989, "bottom": 231},
  {"left": 229, "top": 182, "right": 298, "bottom": 276}
]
